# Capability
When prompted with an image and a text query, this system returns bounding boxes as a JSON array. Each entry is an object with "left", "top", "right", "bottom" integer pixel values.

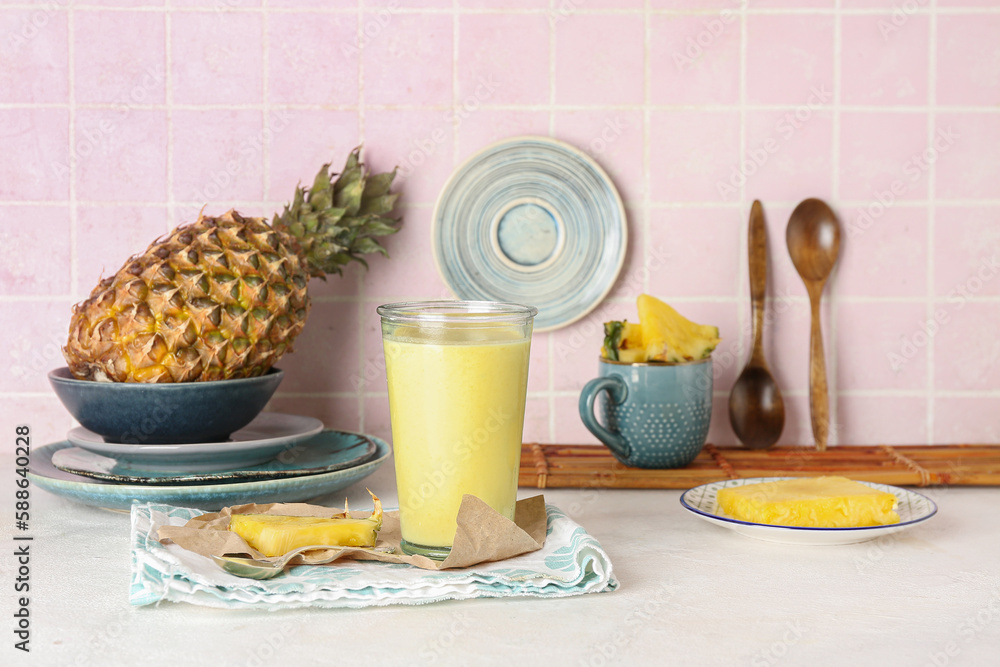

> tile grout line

[
  {"left": 829, "top": 0, "right": 842, "bottom": 446},
  {"left": 165, "top": 9, "right": 174, "bottom": 234},
  {"left": 8, "top": 388, "right": 1000, "bottom": 400},
  {"left": 277, "top": 388, "right": 995, "bottom": 400},
  {"left": 262, "top": 1, "right": 270, "bottom": 205},
  {"left": 548, "top": 0, "right": 556, "bottom": 136},
  {"left": 452, "top": 0, "right": 459, "bottom": 167},
  {"left": 643, "top": 0, "right": 651, "bottom": 296},
  {"left": 16, "top": 293, "right": 1000, "bottom": 305},
  {"left": 356, "top": 0, "right": 367, "bottom": 432},
  {"left": 927, "top": 0, "right": 938, "bottom": 445},
  {"left": 3, "top": 101, "right": 999, "bottom": 113},
  {"left": 547, "top": 0, "right": 556, "bottom": 442},
  {"left": 7, "top": 197, "right": 1000, "bottom": 207},
  {"left": 5, "top": 101, "right": 1000, "bottom": 112},
  {"left": 736, "top": 2, "right": 748, "bottom": 383},
  {"left": 67, "top": 6, "right": 77, "bottom": 299},
  {"left": 19, "top": 5, "right": 1000, "bottom": 16}
]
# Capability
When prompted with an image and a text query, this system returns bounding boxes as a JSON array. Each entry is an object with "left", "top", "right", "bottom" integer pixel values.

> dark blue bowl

[{"left": 48, "top": 367, "right": 284, "bottom": 444}]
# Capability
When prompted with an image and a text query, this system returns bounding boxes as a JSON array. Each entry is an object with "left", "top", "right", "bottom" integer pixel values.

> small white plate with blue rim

[
  {"left": 680, "top": 477, "right": 938, "bottom": 546},
  {"left": 66, "top": 413, "right": 323, "bottom": 472},
  {"left": 432, "top": 136, "right": 627, "bottom": 331}
]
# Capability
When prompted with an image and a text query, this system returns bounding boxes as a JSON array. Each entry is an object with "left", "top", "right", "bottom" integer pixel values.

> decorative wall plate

[{"left": 433, "top": 136, "right": 627, "bottom": 331}]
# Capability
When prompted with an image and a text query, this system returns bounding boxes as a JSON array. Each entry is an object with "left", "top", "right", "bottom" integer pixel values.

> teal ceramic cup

[{"left": 579, "top": 358, "right": 713, "bottom": 469}]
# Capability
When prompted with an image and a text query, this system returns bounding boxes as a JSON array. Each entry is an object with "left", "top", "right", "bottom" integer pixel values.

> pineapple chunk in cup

[
  {"left": 378, "top": 301, "right": 537, "bottom": 560},
  {"left": 584, "top": 294, "right": 720, "bottom": 469}
]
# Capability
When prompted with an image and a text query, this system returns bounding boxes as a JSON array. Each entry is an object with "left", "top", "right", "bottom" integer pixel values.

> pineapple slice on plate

[{"left": 716, "top": 477, "right": 900, "bottom": 528}]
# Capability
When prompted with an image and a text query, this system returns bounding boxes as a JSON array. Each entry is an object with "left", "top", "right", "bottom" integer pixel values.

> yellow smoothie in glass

[{"left": 383, "top": 327, "right": 530, "bottom": 551}]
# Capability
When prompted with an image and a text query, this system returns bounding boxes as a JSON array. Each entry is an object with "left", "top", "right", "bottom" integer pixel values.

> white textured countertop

[{"left": 5, "top": 457, "right": 1000, "bottom": 667}]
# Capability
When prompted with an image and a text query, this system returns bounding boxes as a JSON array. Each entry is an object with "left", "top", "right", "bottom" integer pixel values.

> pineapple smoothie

[{"left": 379, "top": 302, "right": 535, "bottom": 558}]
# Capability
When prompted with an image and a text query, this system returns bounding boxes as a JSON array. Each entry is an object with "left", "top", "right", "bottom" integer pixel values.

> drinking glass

[{"left": 378, "top": 300, "right": 536, "bottom": 559}]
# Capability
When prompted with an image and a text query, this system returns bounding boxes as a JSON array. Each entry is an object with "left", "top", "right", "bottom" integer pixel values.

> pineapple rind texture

[
  {"left": 64, "top": 211, "right": 309, "bottom": 383},
  {"left": 601, "top": 320, "right": 644, "bottom": 362},
  {"left": 63, "top": 148, "right": 400, "bottom": 383},
  {"left": 716, "top": 476, "right": 900, "bottom": 528},
  {"left": 230, "top": 494, "right": 384, "bottom": 557}
]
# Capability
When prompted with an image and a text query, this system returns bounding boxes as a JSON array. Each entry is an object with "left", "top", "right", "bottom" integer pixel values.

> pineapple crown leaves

[{"left": 272, "top": 147, "right": 401, "bottom": 279}]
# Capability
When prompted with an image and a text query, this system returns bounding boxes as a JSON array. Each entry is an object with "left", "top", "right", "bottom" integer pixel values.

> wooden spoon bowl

[{"left": 730, "top": 366, "right": 785, "bottom": 449}]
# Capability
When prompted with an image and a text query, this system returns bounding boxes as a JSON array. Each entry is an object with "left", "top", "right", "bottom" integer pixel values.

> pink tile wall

[{"left": 2, "top": 3, "right": 998, "bottom": 447}]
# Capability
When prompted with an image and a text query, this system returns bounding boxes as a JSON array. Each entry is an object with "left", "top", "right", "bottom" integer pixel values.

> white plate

[
  {"left": 66, "top": 413, "right": 324, "bottom": 472},
  {"left": 680, "top": 477, "right": 938, "bottom": 545}
]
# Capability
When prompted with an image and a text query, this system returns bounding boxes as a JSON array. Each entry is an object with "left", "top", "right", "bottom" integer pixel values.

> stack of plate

[{"left": 31, "top": 369, "right": 390, "bottom": 511}]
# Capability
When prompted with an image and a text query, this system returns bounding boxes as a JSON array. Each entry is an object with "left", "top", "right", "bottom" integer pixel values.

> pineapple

[
  {"left": 637, "top": 294, "right": 720, "bottom": 363},
  {"left": 230, "top": 491, "right": 383, "bottom": 557},
  {"left": 601, "top": 295, "right": 721, "bottom": 364},
  {"left": 602, "top": 320, "right": 645, "bottom": 363},
  {"left": 716, "top": 477, "right": 900, "bottom": 528},
  {"left": 64, "top": 148, "right": 399, "bottom": 382}
]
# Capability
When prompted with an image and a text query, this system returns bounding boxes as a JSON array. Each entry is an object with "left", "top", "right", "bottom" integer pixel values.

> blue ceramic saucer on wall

[{"left": 432, "top": 136, "right": 628, "bottom": 331}]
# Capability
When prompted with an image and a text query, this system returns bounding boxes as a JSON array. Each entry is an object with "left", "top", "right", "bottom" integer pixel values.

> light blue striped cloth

[{"left": 130, "top": 502, "right": 618, "bottom": 609}]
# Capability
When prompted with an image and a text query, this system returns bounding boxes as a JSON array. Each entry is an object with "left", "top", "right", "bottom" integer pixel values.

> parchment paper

[{"left": 158, "top": 494, "right": 547, "bottom": 571}]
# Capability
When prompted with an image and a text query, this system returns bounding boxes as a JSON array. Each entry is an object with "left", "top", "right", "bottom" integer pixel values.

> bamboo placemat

[{"left": 518, "top": 443, "right": 1000, "bottom": 489}]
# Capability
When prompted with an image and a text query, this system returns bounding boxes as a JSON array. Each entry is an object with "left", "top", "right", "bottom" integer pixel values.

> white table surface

[{"left": 5, "top": 456, "right": 1000, "bottom": 667}]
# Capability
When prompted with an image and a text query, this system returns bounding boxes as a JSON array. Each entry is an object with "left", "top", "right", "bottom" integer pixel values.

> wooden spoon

[
  {"left": 729, "top": 201, "right": 785, "bottom": 449},
  {"left": 786, "top": 198, "right": 841, "bottom": 451}
]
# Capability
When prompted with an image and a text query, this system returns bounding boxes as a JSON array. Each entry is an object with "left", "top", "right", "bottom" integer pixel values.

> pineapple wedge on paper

[{"left": 230, "top": 491, "right": 383, "bottom": 557}]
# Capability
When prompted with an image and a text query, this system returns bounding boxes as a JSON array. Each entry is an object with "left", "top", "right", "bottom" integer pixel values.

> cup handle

[{"left": 579, "top": 376, "right": 631, "bottom": 461}]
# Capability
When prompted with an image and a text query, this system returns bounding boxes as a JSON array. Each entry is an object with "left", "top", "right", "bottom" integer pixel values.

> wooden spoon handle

[
  {"left": 748, "top": 200, "right": 767, "bottom": 366},
  {"left": 808, "top": 292, "right": 830, "bottom": 451}
]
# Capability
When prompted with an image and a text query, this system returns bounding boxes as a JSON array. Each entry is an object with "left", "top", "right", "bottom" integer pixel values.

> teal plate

[
  {"left": 29, "top": 431, "right": 391, "bottom": 511},
  {"left": 433, "top": 136, "right": 627, "bottom": 331},
  {"left": 51, "top": 431, "right": 377, "bottom": 485}
]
